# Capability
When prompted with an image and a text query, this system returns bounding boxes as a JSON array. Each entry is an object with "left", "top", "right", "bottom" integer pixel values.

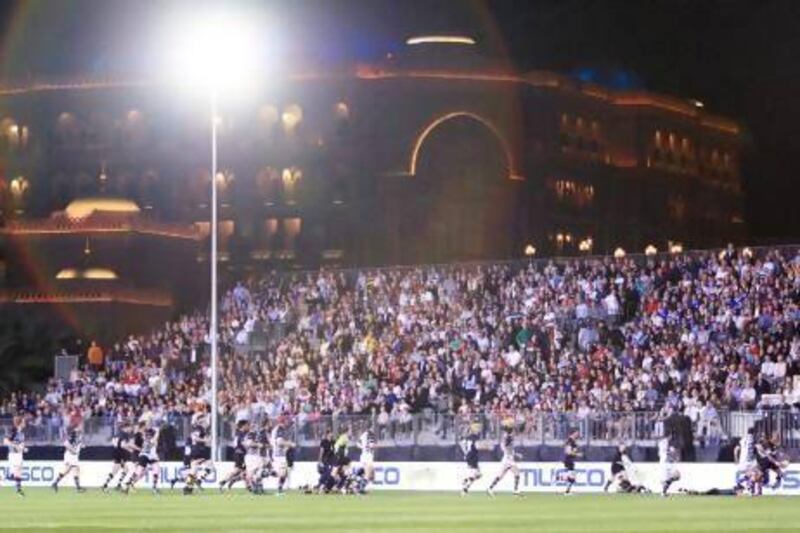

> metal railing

[{"left": 4, "top": 408, "right": 798, "bottom": 453}]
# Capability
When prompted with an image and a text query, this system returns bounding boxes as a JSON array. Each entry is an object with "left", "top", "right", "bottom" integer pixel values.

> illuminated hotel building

[{"left": 0, "top": 34, "right": 746, "bottom": 323}]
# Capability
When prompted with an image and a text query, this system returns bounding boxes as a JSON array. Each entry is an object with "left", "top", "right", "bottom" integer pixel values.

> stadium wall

[{"left": 4, "top": 461, "right": 798, "bottom": 495}]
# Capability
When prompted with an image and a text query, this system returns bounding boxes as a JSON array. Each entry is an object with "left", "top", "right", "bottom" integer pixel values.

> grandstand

[{"left": 2, "top": 244, "right": 798, "bottom": 464}]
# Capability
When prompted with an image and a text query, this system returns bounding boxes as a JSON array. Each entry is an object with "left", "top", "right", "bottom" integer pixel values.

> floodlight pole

[{"left": 210, "top": 90, "right": 219, "bottom": 463}]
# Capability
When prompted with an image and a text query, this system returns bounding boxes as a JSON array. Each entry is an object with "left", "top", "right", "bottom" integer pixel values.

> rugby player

[
  {"left": 560, "top": 429, "right": 582, "bottom": 495},
  {"left": 460, "top": 423, "right": 482, "bottom": 496},
  {"left": 603, "top": 444, "right": 648, "bottom": 493},
  {"left": 219, "top": 420, "right": 249, "bottom": 491},
  {"left": 101, "top": 422, "right": 135, "bottom": 492},
  {"left": 487, "top": 423, "right": 522, "bottom": 496},
  {"left": 734, "top": 428, "right": 758, "bottom": 495},
  {"left": 333, "top": 429, "right": 354, "bottom": 493},
  {"left": 756, "top": 434, "right": 786, "bottom": 491},
  {"left": 243, "top": 425, "right": 265, "bottom": 493},
  {"left": 4, "top": 416, "right": 27, "bottom": 496},
  {"left": 314, "top": 429, "right": 337, "bottom": 494},
  {"left": 271, "top": 418, "right": 294, "bottom": 496},
  {"left": 124, "top": 426, "right": 161, "bottom": 494},
  {"left": 356, "top": 428, "right": 377, "bottom": 493},
  {"left": 51, "top": 429, "right": 85, "bottom": 492},
  {"left": 658, "top": 436, "right": 681, "bottom": 497}
]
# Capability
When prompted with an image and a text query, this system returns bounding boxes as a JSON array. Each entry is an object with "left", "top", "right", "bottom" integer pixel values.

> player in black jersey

[
  {"left": 560, "top": 429, "right": 582, "bottom": 495},
  {"left": 169, "top": 436, "right": 194, "bottom": 491},
  {"left": 603, "top": 444, "right": 648, "bottom": 493},
  {"left": 756, "top": 435, "right": 786, "bottom": 491},
  {"left": 460, "top": 424, "right": 482, "bottom": 496},
  {"left": 220, "top": 420, "right": 249, "bottom": 491},
  {"left": 124, "top": 425, "right": 161, "bottom": 494},
  {"left": 122, "top": 422, "right": 146, "bottom": 487},
  {"left": 313, "top": 429, "right": 336, "bottom": 493},
  {"left": 102, "top": 422, "right": 135, "bottom": 492},
  {"left": 173, "top": 420, "right": 212, "bottom": 494}
]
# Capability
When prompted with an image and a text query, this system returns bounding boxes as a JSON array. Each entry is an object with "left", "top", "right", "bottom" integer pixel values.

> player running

[
  {"left": 219, "top": 420, "right": 249, "bottom": 491},
  {"left": 124, "top": 426, "right": 161, "bottom": 494},
  {"left": 173, "top": 417, "right": 213, "bottom": 494},
  {"left": 487, "top": 423, "right": 522, "bottom": 496},
  {"left": 243, "top": 425, "right": 265, "bottom": 493},
  {"left": 51, "top": 429, "right": 86, "bottom": 492},
  {"left": 356, "top": 428, "right": 377, "bottom": 493},
  {"left": 4, "top": 416, "right": 27, "bottom": 496},
  {"left": 101, "top": 422, "right": 135, "bottom": 492},
  {"left": 460, "top": 423, "right": 483, "bottom": 496},
  {"left": 560, "top": 429, "right": 582, "bottom": 495},
  {"left": 659, "top": 437, "right": 681, "bottom": 497},
  {"left": 271, "top": 418, "right": 294, "bottom": 496}
]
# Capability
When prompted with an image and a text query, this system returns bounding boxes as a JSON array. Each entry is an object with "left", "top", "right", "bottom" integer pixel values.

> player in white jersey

[
  {"left": 271, "top": 420, "right": 294, "bottom": 496},
  {"left": 125, "top": 426, "right": 161, "bottom": 494},
  {"left": 52, "top": 430, "right": 86, "bottom": 492},
  {"left": 243, "top": 428, "right": 264, "bottom": 493},
  {"left": 735, "top": 428, "right": 758, "bottom": 489},
  {"left": 658, "top": 437, "right": 681, "bottom": 497},
  {"left": 487, "top": 423, "right": 522, "bottom": 496},
  {"left": 4, "top": 416, "right": 27, "bottom": 496},
  {"left": 358, "top": 429, "right": 377, "bottom": 485}
]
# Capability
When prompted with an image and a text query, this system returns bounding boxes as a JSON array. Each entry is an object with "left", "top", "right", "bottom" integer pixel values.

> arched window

[{"left": 282, "top": 104, "right": 303, "bottom": 134}]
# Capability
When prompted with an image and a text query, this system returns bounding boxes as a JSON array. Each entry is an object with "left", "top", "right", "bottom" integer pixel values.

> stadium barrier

[{"left": 3, "top": 461, "right": 798, "bottom": 495}]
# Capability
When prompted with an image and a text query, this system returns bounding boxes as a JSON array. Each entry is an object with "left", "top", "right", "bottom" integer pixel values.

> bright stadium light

[
  {"left": 167, "top": 8, "right": 263, "bottom": 463},
  {"left": 167, "top": 10, "right": 261, "bottom": 94}
]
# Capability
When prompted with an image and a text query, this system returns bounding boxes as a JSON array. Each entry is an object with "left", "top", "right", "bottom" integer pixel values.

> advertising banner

[{"left": 2, "top": 460, "right": 797, "bottom": 495}]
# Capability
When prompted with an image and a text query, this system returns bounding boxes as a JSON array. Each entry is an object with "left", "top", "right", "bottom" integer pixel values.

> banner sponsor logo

[{"left": 1, "top": 460, "right": 797, "bottom": 494}]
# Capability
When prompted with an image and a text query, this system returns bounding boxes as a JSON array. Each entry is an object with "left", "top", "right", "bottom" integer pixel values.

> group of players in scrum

[
  {"left": 218, "top": 420, "right": 379, "bottom": 496},
  {"left": 1, "top": 413, "right": 792, "bottom": 497}
]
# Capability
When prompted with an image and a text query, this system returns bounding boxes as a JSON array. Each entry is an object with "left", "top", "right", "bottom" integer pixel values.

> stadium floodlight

[
  {"left": 168, "top": 9, "right": 261, "bottom": 463},
  {"left": 167, "top": 11, "right": 260, "bottom": 95}
]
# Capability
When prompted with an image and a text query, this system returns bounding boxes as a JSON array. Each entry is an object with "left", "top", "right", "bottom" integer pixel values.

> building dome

[
  {"left": 64, "top": 197, "right": 141, "bottom": 219},
  {"left": 55, "top": 267, "right": 119, "bottom": 280}
]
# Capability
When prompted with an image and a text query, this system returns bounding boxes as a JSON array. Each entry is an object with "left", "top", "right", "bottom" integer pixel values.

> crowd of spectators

[{"left": 1, "top": 246, "right": 799, "bottom": 444}]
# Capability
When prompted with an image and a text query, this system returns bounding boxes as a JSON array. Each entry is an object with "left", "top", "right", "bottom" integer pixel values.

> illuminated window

[
  {"left": 0, "top": 118, "right": 22, "bottom": 150},
  {"left": 259, "top": 217, "right": 279, "bottom": 253},
  {"left": 549, "top": 179, "right": 594, "bottom": 208},
  {"left": 281, "top": 167, "right": 302, "bottom": 202},
  {"left": 549, "top": 230, "right": 575, "bottom": 252},
  {"left": 283, "top": 217, "right": 302, "bottom": 251},
  {"left": 282, "top": 104, "right": 303, "bottom": 132},
  {"left": 334, "top": 101, "right": 350, "bottom": 120},
  {"left": 256, "top": 167, "right": 280, "bottom": 204},
  {"left": 10, "top": 176, "right": 29, "bottom": 202}
]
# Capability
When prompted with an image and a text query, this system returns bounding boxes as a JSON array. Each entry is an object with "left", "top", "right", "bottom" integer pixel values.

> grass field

[{"left": 0, "top": 489, "right": 798, "bottom": 532}]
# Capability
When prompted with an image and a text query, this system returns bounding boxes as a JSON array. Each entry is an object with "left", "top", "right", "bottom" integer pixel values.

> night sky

[{"left": 1, "top": 0, "right": 798, "bottom": 242}]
